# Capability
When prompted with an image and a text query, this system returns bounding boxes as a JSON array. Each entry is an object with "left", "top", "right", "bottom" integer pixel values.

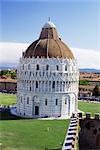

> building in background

[{"left": 16, "top": 20, "right": 79, "bottom": 118}]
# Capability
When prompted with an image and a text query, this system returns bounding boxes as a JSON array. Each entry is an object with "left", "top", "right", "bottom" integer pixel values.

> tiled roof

[
  {"left": 24, "top": 21, "right": 74, "bottom": 59},
  {"left": 0, "top": 78, "right": 17, "bottom": 83}
]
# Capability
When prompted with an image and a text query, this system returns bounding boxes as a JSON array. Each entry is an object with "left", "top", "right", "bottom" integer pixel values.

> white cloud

[
  {"left": 71, "top": 48, "right": 100, "bottom": 69},
  {"left": 0, "top": 42, "right": 100, "bottom": 69},
  {"left": 0, "top": 42, "right": 29, "bottom": 65}
]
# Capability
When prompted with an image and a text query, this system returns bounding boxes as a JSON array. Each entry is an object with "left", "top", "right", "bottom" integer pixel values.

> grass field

[
  {"left": 0, "top": 119, "right": 69, "bottom": 150},
  {"left": 0, "top": 94, "right": 100, "bottom": 149},
  {"left": 0, "top": 94, "right": 16, "bottom": 105},
  {"left": 0, "top": 94, "right": 69, "bottom": 150},
  {"left": 78, "top": 101, "right": 100, "bottom": 116}
]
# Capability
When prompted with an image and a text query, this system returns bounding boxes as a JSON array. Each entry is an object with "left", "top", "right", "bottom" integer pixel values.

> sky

[{"left": 0, "top": 0, "right": 100, "bottom": 69}]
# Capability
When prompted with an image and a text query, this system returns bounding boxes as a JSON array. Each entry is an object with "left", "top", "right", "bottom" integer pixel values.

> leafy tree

[
  {"left": 11, "top": 71, "right": 16, "bottom": 79},
  {"left": 92, "top": 85, "right": 100, "bottom": 97},
  {"left": 0, "top": 70, "right": 9, "bottom": 76},
  {"left": 0, "top": 70, "right": 17, "bottom": 79},
  {"left": 79, "top": 80, "right": 90, "bottom": 85}
]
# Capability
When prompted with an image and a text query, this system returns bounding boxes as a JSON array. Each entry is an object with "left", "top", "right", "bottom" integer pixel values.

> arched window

[
  {"left": 36, "top": 81, "right": 38, "bottom": 88},
  {"left": 56, "top": 99, "right": 58, "bottom": 105},
  {"left": 36, "top": 64, "right": 39, "bottom": 70},
  {"left": 28, "top": 64, "right": 30, "bottom": 70},
  {"left": 22, "top": 64, "right": 24, "bottom": 70},
  {"left": 45, "top": 99, "right": 47, "bottom": 106},
  {"left": 52, "top": 81, "right": 55, "bottom": 88},
  {"left": 56, "top": 65, "right": 59, "bottom": 70},
  {"left": 30, "top": 87, "right": 31, "bottom": 91},
  {"left": 65, "top": 98, "right": 67, "bottom": 104},
  {"left": 65, "top": 65, "right": 67, "bottom": 71},
  {"left": 21, "top": 96, "right": 22, "bottom": 103},
  {"left": 27, "top": 97, "right": 29, "bottom": 104},
  {"left": 46, "top": 65, "right": 49, "bottom": 70}
]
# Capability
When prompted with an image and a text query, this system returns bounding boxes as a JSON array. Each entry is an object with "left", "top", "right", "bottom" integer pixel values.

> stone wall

[
  {"left": 79, "top": 113, "right": 100, "bottom": 150},
  {"left": 62, "top": 116, "right": 79, "bottom": 150}
]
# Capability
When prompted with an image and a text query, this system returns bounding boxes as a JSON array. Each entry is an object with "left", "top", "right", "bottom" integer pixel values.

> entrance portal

[{"left": 35, "top": 106, "right": 39, "bottom": 115}]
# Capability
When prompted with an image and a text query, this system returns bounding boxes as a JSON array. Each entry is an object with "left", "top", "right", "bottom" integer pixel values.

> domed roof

[
  {"left": 24, "top": 21, "right": 74, "bottom": 59},
  {"left": 43, "top": 21, "right": 56, "bottom": 28}
]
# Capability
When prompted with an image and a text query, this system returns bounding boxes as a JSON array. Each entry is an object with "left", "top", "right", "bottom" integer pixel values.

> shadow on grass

[
  {"left": 0, "top": 109, "right": 27, "bottom": 120},
  {"left": 45, "top": 148, "right": 61, "bottom": 150}
]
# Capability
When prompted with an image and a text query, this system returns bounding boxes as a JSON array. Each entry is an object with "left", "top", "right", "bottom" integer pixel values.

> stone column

[
  {"left": 34, "top": 81, "right": 36, "bottom": 92},
  {"left": 61, "top": 81, "right": 63, "bottom": 92},
  {"left": 45, "top": 81, "right": 47, "bottom": 92},
  {"left": 56, "top": 81, "right": 58, "bottom": 92},
  {"left": 32, "top": 81, "right": 33, "bottom": 92},
  {"left": 27, "top": 81, "right": 29, "bottom": 91},
  {"left": 51, "top": 81, "right": 52, "bottom": 92},
  {"left": 58, "top": 81, "right": 60, "bottom": 92},
  {"left": 39, "top": 81, "right": 41, "bottom": 92},
  {"left": 43, "top": 81, "right": 45, "bottom": 92},
  {"left": 47, "top": 81, "right": 49, "bottom": 92},
  {"left": 49, "top": 81, "right": 51, "bottom": 92},
  {"left": 55, "top": 81, "right": 58, "bottom": 92}
]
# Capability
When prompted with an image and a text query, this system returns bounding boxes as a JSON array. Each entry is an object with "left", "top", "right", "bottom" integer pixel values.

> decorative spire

[{"left": 48, "top": 17, "right": 50, "bottom": 21}]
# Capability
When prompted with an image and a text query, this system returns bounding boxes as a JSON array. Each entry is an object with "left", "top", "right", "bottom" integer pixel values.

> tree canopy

[
  {"left": 92, "top": 85, "right": 100, "bottom": 97},
  {"left": 0, "top": 70, "right": 17, "bottom": 79}
]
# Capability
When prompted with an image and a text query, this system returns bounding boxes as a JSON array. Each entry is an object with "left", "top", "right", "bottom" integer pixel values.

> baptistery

[{"left": 17, "top": 20, "right": 79, "bottom": 118}]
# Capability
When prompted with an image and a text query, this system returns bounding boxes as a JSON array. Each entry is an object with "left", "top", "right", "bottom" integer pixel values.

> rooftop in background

[{"left": 80, "top": 72, "right": 100, "bottom": 82}]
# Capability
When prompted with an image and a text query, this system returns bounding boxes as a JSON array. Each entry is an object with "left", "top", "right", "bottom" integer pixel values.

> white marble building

[{"left": 16, "top": 20, "right": 79, "bottom": 118}]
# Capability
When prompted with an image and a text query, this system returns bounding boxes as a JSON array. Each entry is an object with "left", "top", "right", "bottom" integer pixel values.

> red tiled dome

[{"left": 24, "top": 21, "right": 74, "bottom": 59}]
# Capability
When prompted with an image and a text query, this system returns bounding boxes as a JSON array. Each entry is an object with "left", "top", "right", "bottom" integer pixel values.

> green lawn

[
  {"left": 0, "top": 94, "right": 69, "bottom": 150},
  {"left": 0, "top": 119, "right": 69, "bottom": 150},
  {"left": 0, "top": 94, "right": 16, "bottom": 105},
  {"left": 78, "top": 101, "right": 100, "bottom": 116},
  {"left": 0, "top": 94, "right": 100, "bottom": 149}
]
